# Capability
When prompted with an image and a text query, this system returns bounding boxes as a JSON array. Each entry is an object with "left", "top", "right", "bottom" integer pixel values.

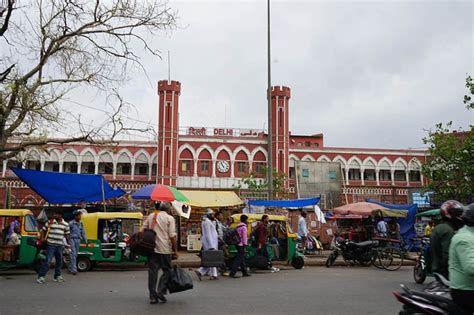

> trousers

[
  {"left": 148, "top": 253, "right": 171, "bottom": 298},
  {"left": 69, "top": 238, "right": 81, "bottom": 273},
  {"left": 230, "top": 246, "right": 248, "bottom": 276},
  {"left": 38, "top": 244, "right": 64, "bottom": 278}
]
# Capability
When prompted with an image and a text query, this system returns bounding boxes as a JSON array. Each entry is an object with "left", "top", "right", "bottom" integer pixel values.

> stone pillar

[
  {"left": 193, "top": 159, "right": 198, "bottom": 177},
  {"left": 391, "top": 169, "right": 395, "bottom": 186},
  {"left": 131, "top": 162, "right": 135, "bottom": 180},
  {"left": 405, "top": 171, "right": 410, "bottom": 187},
  {"left": 361, "top": 168, "right": 365, "bottom": 186},
  {"left": 375, "top": 169, "right": 380, "bottom": 186}
]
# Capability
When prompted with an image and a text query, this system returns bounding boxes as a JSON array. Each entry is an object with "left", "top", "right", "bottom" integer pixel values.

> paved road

[{"left": 0, "top": 266, "right": 421, "bottom": 315}]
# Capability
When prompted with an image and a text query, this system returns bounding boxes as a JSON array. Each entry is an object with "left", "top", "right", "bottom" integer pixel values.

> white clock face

[{"left": 217, "top": 160, "right": 230, "bottom": 173}]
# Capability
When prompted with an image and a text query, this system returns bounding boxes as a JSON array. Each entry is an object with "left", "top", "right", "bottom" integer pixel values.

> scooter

[{"left": 393, "top": 273, "right": 470, "bottom": 315}]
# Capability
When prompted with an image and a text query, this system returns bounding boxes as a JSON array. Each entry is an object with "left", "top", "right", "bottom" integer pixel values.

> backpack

[
  {"left": 128, "top": 214, "right": 157, "bottom": 256},
  {"left": 223, "top": 228, "right": 241, "bottom": 245},
  {"left": 250, "top": 225, "right": 260, "bottom": 247}
]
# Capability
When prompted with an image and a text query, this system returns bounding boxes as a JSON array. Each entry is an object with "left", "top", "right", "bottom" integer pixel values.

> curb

[{"left": 175, "top": 259, "right": 416, "bottom": 269}]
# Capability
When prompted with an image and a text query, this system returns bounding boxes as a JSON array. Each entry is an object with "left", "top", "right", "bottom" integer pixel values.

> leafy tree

[
  {"left": 0, "top": 0, "right": 177, "bottom": 161},
  {"left": 421, "top": 76, "right": 474, "bottom": 202},
  {"left": 234, "top": 166, "right": 288, "bottom": 196}
]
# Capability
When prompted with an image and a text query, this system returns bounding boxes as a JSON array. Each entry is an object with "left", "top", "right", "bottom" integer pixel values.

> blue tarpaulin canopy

[
  {"left": 12, "top": 168, "right": 126, "bottom": 204},
  {"left": 248, "top": 197, "right": 320, "bottom": 208}
]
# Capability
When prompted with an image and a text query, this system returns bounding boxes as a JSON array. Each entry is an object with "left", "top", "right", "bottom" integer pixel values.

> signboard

[
  {"left": 187, "top": 127, "right": 207, "bottom": 136},
  {"left": 187, "top": 234, "right": 202, "bottom": 252},
  {"left": 184, "top": 127, "right": 261, "bottom": 137}
]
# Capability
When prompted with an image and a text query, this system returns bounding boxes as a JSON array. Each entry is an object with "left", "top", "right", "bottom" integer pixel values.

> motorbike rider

[
  {"left": 430, "top": 200, "right": 464, "bottom": 279},
  {"left": 449, "top": 203, "right": 474, "bottom": 313}
]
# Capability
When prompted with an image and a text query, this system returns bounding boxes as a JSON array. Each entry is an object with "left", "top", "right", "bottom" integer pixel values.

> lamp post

[{"left": 267, "top": 0, "right": 273, "bottom": 199}]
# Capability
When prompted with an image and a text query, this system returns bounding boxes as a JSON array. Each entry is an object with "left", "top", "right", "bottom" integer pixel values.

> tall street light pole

[{"left": 267, "top": 0, "right": 273, "bottom": 199}]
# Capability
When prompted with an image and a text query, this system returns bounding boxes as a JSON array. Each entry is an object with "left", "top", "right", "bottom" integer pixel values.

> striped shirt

[{"left": 43, "top": 219, "right": 70, "bottom": 246}]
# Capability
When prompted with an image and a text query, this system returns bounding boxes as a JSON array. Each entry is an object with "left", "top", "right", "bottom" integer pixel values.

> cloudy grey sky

[{"left": 77, "top": 0, "right": 473, "bottom": 149}]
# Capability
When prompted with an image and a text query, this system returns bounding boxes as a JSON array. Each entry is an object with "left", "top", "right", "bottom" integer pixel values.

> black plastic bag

[{"left": 167, "top": 265, "right": 194, "bottom": 294}]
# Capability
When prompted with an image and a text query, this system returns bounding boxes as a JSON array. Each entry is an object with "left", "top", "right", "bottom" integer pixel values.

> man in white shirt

[
  {"left": 376, "top": 218, "right": 388, "bottom": 238},
  {"left": 298, "top": 210, "right": 309, "bottom": 251},
  {"left": 143, "top": 202, "right": 178, "bottom": 305}
]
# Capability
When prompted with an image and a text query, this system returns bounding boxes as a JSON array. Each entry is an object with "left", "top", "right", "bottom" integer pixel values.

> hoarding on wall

[{"left": 408, "top": 190, "right": 433, "bottom": 208}]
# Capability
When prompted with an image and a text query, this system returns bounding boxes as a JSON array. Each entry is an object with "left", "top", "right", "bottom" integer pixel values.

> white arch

[
  {"left": 134, "top": 149, "right": 151, "bottom": 164},
  {"left": 150, "top": 152, "right": 158, "bottom": 165},
  {"left": 347, "top": 156, "right": 363, "bottom": 168},
  {"left": 250, "top": 147, "right": 268, "bottom": 161},
  {"left": 332, "top": 155, "right": 348, "bottom": 167},
  {"left": 61, "top": 148, "right": 80, "bottom": 163},
  {"left": 408, "top": 158, "right": 422, "bottom": 171},
  {"left": 97, "top": 150, "right": 114, "bottom": 163},
  {"left": 45, "top": 148, "right": 61, "bottom": 162},
  {"left": 25, "top": 148, "right": 42, "bottom": 160},
  {"left": 316, "top": 155, "right": 331, "bottom": 162},
  {"left": 79, "top": 148, "right": 97, "bottom": 164},
  {"left": 116, "top": 149, "right": 133, "bottom": 164},
  {"left": 234, "top": 145, "right": 252, "bottom": 161},
  {"left": 362, "top": 157, "right": 377, "bottom": 169},
  {"left": 196, "top": 144, "right": 215, "bottom": 160},
  {"left": 178, "top": 144, "right": 197, "bottom": 160},
  {"left": 289, "top": 154, "right": 299, "bottom": 161},
  {"left": 393, "top": 157, "right": 408, "bottom": 170},
  {"left": 301, "top": 154, "right": 316, "bottom": 162},
  {"left": 378, "top": 157, "right": 393, "bottom": 170},
  {"left": 214, "top": 145, "right": 233, "bottom": 161}
]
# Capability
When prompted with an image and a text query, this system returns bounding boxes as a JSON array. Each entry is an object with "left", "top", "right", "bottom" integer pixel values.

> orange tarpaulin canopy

[{"left": 333, "top": 202, "right": 407, "bottom": 218}]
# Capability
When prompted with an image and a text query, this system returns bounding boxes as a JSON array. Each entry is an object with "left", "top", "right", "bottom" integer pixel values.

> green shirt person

[{"left": 449, "top": 204, "right": 474, "bottom": 313}]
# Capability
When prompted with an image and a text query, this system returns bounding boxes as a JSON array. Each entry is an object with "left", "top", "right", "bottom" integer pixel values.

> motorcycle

[
  {"left": 413, "top": 237, "right": 431, "bottom": 284},
  {"left": 325, "top": 236, "right": 379, "bottom": 267},
  {"left": 393, "top": 273, "right": 470, "bottom": 315}
]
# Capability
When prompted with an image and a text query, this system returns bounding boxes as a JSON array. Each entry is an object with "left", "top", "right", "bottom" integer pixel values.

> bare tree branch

[{"left": 0, "top": 0, "right": 177, "bottom": 162}]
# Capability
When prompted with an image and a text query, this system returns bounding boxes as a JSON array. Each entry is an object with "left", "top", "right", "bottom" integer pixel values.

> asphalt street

[{"left": 0, "top": 266, "right": 422, "bottom": 315}]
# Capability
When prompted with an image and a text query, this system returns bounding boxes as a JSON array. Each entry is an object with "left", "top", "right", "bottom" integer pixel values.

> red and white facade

[{"left": 0, "top": 79, "right": 428, "bottom": 207}]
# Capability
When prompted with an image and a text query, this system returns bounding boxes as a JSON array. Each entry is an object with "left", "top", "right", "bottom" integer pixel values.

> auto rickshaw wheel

[
  {"left": 77, "top": 257, "right": 92, "bottom": 272},
  {"left": 291, "top": 256, "right": 304, "bottom": 269}
]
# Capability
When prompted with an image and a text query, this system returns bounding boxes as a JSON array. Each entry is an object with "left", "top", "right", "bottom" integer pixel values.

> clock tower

[{"left": 157, "top": 80, "right": 181, "bottom": 186}]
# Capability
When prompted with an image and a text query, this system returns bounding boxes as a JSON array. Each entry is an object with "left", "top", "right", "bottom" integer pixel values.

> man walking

[
  {"left": 195, "top": 209, "right": 219, "bottom": 280},
  {"left": 143, "top": 202, "right": 178, "bottom": 304},
  {"left": 229, "top": 214, "right": 251, "bottom": 278},
  {"left": 298, "top": 210, "right": 309, "bottom": 252},
  {"left": 37, "top": 210, "right": 70, "bottom": 284},
  {"left": 68, "top": 210, "right": 87, "bottom": 275}
]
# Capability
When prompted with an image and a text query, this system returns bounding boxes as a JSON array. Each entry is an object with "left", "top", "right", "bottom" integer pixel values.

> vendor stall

[{"left": 178, "top": 190, "right": 244, "bottom": 251}]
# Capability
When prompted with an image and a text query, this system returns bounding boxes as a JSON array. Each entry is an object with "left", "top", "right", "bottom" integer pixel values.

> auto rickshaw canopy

[
  {"left": 82, "top": 212, "right": 143, "bottom": 240},
  {"left": 0, "top": 209, "right": 34, "bottom": 217},
  {"left": 231, "top": 213, "right": 287, "bottom": 224}
]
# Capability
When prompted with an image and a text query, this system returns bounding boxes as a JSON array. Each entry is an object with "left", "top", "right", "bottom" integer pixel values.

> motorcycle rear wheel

[{"left": 413, "top": 260, "right": 426, "bottom": 284}]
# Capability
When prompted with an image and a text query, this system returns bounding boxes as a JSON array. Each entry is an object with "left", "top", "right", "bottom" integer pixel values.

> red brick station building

[{"left": 0, "top": 80, "right": 428, "bottom": 208}]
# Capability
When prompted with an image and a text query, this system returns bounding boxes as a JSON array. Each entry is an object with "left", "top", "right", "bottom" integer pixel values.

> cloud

[{"left": 56, "top": 1, "right": 474, "bottom": 148}]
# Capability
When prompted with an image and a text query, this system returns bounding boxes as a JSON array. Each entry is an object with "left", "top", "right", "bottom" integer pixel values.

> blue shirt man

[{"left": 68, "top": 211, "right": 87, "bottom": 274}]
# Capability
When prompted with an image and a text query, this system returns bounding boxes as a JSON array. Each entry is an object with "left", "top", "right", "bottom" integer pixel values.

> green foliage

[
  {"left": 421, "top": 76, "right": 474, "bottom": 202},
  {"left": 234, "top": 166, "right": 288, "bottom": 194},
  {"left": 464, "top": 76, "right": 474, "bottom": 110}
]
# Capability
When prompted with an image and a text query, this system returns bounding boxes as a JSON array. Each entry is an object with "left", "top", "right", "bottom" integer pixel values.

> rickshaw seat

[{"left": 354, "top": 240, "right": 379, "bottom": 248}]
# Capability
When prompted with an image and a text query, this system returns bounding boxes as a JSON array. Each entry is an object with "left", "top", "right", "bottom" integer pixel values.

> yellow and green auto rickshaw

[
  {"left": 76, "top": 212, "right": 146, "bottom": 272},
  {"left": 0, "top": 209, "right": 40, "bottom": 270},
  {"left": 230, "top": 213, "right": 305, "bottom": 269}
]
